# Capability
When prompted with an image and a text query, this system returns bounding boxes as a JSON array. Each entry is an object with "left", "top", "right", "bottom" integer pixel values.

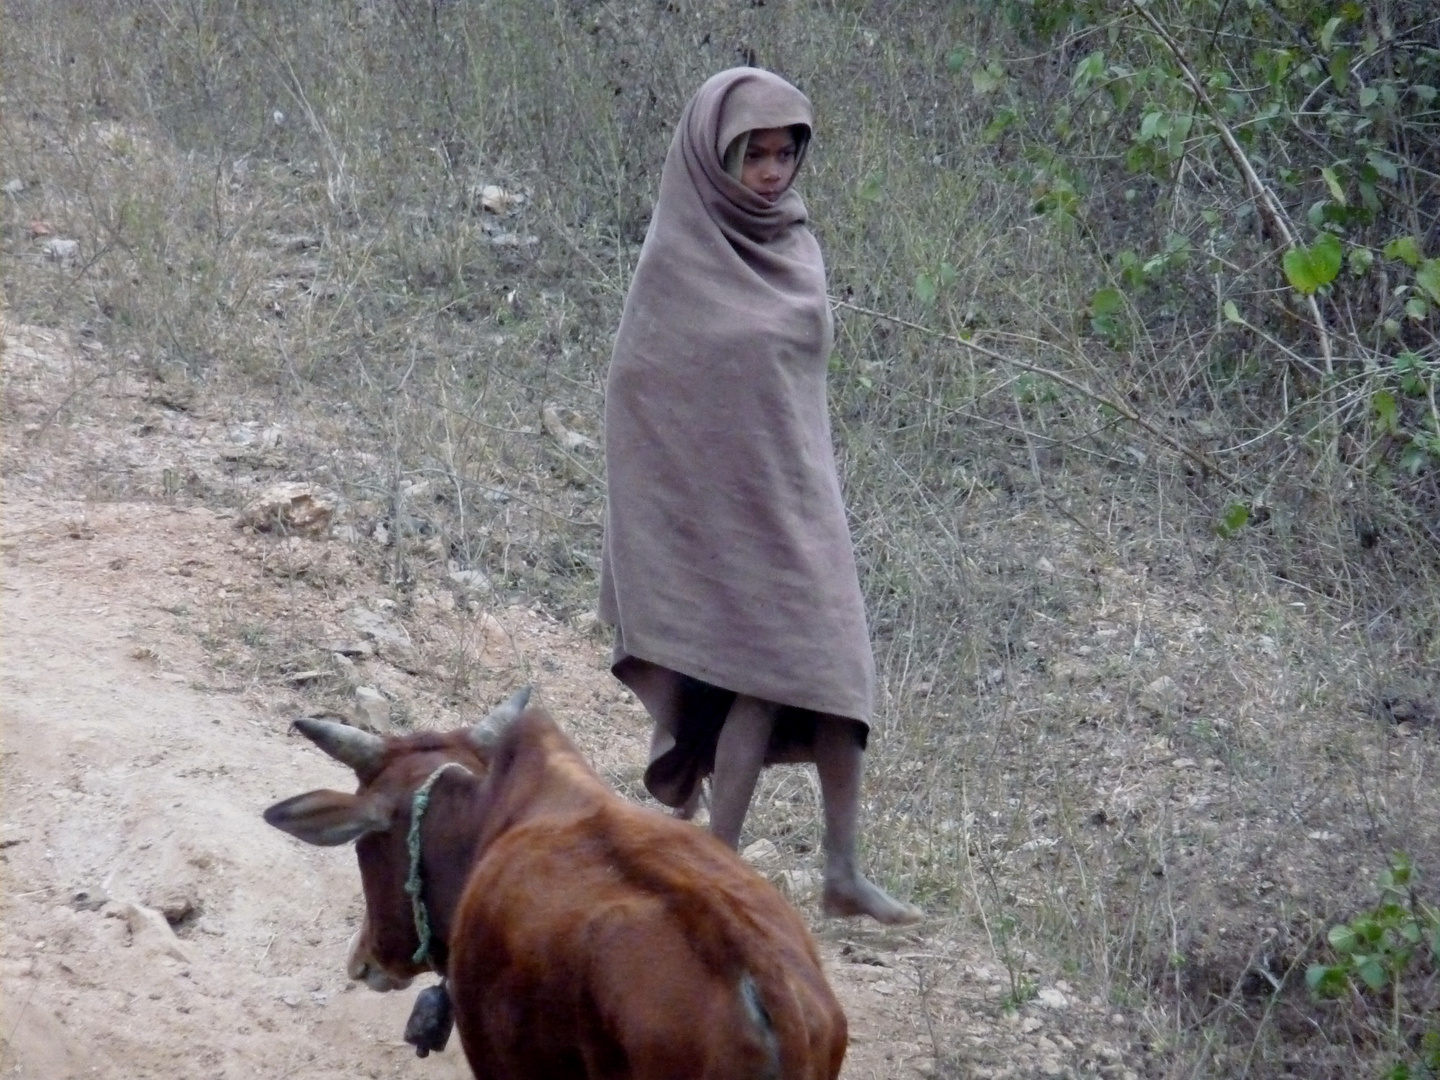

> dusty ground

[{"left": 1, "top": 325, "right": 1144, "bottom": 1079}]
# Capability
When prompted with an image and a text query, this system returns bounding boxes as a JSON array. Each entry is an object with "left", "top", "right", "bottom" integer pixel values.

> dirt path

[{"left": 1, "top": 323, "right": 1137, "bottom": 1079}]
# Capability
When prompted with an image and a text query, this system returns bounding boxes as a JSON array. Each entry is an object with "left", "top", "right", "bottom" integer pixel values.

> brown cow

[{"left": 264, "top": 688, "right": 847, "bottom": 1080}]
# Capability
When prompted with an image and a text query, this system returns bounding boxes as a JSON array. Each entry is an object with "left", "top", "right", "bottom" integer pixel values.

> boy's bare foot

[{"left": 822, "top": 873, "right": 924, "bottom": 925}]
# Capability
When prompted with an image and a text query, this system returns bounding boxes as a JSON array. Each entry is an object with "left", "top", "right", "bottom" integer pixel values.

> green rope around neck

[{"left": 405, "top": 761, "right": 471, "bottom": 969}]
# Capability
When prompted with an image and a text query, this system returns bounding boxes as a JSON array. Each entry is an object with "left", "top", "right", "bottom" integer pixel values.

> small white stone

[
  {"left": 354, "top": 686, "right": 391, "bottom": 732},
  {"left": 742, "top": 839, "right": 779, "bottom": 865},
  {"left": 120, "top": 901, "right": 191, "bottom": 963},
  {"left": 448, "top": 569, "right": 491, "bottom": 593},
  {"left": 1035, "top": 986, "right": 1069, "bottom": 1010}
]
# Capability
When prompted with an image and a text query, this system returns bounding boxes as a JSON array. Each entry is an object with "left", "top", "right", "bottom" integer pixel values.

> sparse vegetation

[
  {"left": 4, "top": 1, "right": 1439, "bottom": 1076},
  {"left": 1308, "top": 854, "right": 1440, "bottom": 1079}
]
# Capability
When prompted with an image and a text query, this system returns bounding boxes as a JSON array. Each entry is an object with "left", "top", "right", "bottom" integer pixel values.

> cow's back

[{"left": 448, "top": 798, "right": 846, "bottom": 1080}]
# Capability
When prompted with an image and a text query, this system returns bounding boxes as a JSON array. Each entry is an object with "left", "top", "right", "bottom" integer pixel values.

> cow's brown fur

[{"left": 265, "top": 704, "right": 847, "bottom": 1080}]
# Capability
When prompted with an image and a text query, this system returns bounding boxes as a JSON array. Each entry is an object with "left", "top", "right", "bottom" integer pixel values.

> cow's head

[{"left": 264, "top": 687, "right": 531, "bottom": 991}]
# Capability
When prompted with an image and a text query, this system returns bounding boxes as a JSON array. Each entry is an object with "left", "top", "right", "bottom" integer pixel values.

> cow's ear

[
  {"left": 467, "top": 685, "right": 533, "bottom": 756},
  {"left": 264, "top": 790, "right": 393, "bottom": 846}
]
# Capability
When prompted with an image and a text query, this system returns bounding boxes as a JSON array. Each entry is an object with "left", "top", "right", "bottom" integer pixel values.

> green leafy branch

[
  {"left": 1307, "top": 854, "right": 1440, "bottom": 1077},
  {"left": 1126, "top": 1, "right": 1336, "bottom": 380}
]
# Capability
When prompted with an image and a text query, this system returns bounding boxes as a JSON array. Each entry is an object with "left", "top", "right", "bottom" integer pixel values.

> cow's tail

[
  {"left": 738, "top": 971, "right": 781, "bottom": 1080},
  {"left": 728, "top": 922, "right": 842, "bottom": 1080}
]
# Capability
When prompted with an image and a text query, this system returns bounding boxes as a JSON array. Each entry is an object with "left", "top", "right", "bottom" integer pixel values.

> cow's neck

[{"left": 413, "top": 768, "right": 487, "bottom": 969}]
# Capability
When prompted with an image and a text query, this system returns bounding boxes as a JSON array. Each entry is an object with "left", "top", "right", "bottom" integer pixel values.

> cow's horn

[
  {"left": 293, "top": 716, "right": 386, "bottom": 773},
  {"left": 468, "top": 685, "right": 533, "bottom": 751}
]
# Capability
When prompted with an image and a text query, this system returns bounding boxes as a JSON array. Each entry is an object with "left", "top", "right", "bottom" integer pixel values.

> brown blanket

[{"left": 598, "top": 68, "right": 875, "bottom": 804}]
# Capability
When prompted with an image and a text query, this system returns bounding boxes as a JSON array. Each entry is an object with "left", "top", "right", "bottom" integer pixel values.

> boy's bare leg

[
  {"left": 814, "top": 719, "right": 924, "bottom": 925},
  {"left": 708, "top": 694, "right": 776, "bottom": 849}
]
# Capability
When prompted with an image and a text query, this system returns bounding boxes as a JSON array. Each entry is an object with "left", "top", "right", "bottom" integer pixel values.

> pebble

[
  {"left": 43, "top": 238, "right": 80, "bottom": 265},
  {"left": 120, "top": 900, "right": 192, "bottom": 963},
  {"left": 1035, "top": 986, "right": 1068, "bottom": 1010},
  {"left": 1138, "top": 675, "right": 1185, "bottom": 715},
  {"left": 354, "top": 686, "right": 391, "bottom": 732},
  {"left": 448, "top": 569, "right": 491, "bottom": 593},
  {"left": 741, "top": 839, "right": 779, "bottom": 865},
  {"left": 778, "top": 868, "right": 819, "bottom": 899}
]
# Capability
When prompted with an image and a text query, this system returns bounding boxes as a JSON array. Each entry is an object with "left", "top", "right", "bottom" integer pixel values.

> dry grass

[{"left": 5, "top": 2, "right": 1439, "bottom": 1077}]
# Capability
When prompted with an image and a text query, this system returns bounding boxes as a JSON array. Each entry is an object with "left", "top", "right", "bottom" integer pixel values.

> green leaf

[
  {"left": 1072, "top": 50, "right": 1105, "bottom": 91},
  {"left": 982, "top": 107, "right": 1017, "bottom": 143},
  {"left": 1404, "top": 296, "right": 1429, "bottom": 322},
  {"left": 1321, "top": 166, "right": 1346, "bottom": 205},
  {"left": 1348, "top": 248, "right": 1374, "bottom": 276},
  {"left": 1223, "top": 300, "right": 1242, "bottom": 323},
  {"left": 972, "top": 61, "right": 1005, "bottom": 94},
  {"left": 1321, "top": 17, "right": 1343, "bottom": 52},
  {"left": 939, "top": 261, "right": 958, "bottom": 289},
  {"left": 1384, "top": 236, "right": 1422, "bottom": 268},
  {"left": 1306, "top": 963, "right": 1350, "bottom": 997},
  {"left": 1283, "top": 234, "right": 1343, "bottom": 295},
  {"left": 1216, "top": 502, "right": 1249, "bottom": 538},
  {"left": 1328, "top": 49, "right": 1352, "bottom": 93},
  {"left": 1374, "top": 390, "right": 1400, "bottom": 433},
  {"left": 1329, "top": 924, "right": 1361, "bottom": 953},
  {"left": 1356, "top": 956, "right": 1389, "bottom": 990},
  {"left": 1414, "top": 84, "right": 1438, "bottom": 105},
  {"left": 1415, "top": 259, "right": 1440, "bottom": 304},
  {"left": 858, "top": 174, "right": 884, "bottom": 203},
  {"left": 946, "top": 47, "right": 970, "bottom": 74},
  {"left": 1366, "top": 151, "right": 1398, "bottom": 182},
  {"left": 1360, "top": 85, "right": 1380, "bottom": 108},
  {"left": 1090, "top": 288, "right": 1124, "bottom": 316},
  {"left": 1167, "top": 113, "right": 1193, "bottom": 160},
  {"left": 915, "top": 272, "right": 937, "bottom": 307}
]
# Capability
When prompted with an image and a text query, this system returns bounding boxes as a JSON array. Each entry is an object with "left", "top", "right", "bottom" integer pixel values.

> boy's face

[{"left": 740, "top": 127, "right": 800, "bottom": 202}]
